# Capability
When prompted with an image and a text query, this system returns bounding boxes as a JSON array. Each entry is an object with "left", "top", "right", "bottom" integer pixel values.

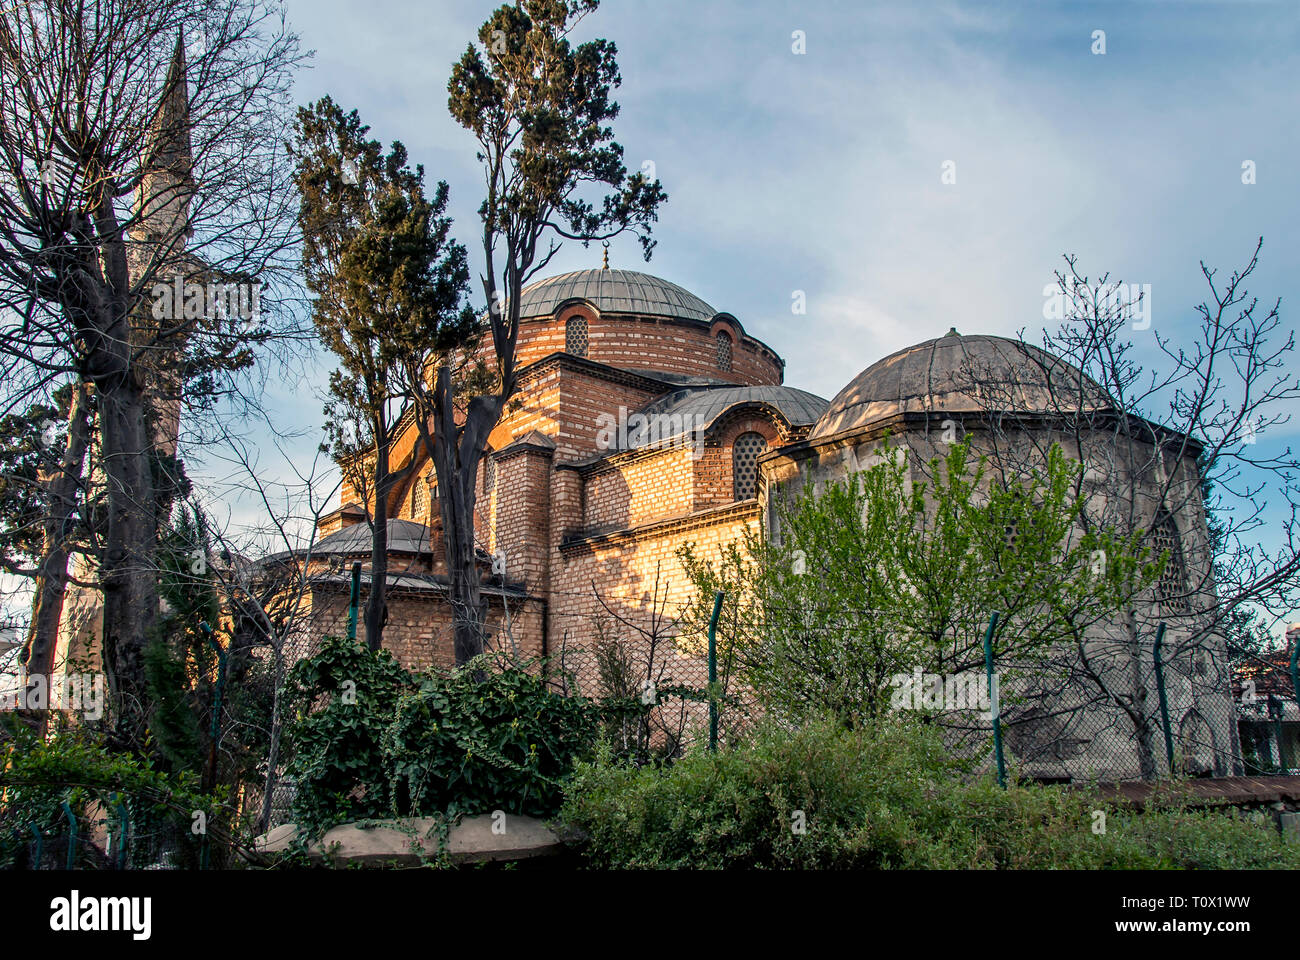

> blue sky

[
  {"left": 192, "top": 0, "right": 1300, "bottom": 625},
  {"left": 260, "top": 0, "right": 1299, "bottom": 397}
]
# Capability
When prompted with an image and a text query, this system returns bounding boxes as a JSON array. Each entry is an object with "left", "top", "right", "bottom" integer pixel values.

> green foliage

[
  {"left": 145, "top": 503, "right": 223, "bottom": 775},
  {"left": 447, "top": 0, "right": 667, "bottom": 261},
  {"left": 558, "top": 718, "right": 1300, "bottom": 870},
  {"left": 385, "top": 659, "right": 597, "bottom": 818},
  {"left": 0, "top": 384, "right": 72, "bottom": 572},
  {"left": 291, "top": 94, "right": 478, "bottom": 466},
  {"left": 679, "top": 440, "right": 1159, "bottom": 728},
  {"left": 285, "top": 636, "right": 598, "bottom": 836},
  {"left": 0, "top": 726, "right": 217, "bottom": 869},
  {"left": 284, "top": 636, "right": 413, "bottom": 830}
]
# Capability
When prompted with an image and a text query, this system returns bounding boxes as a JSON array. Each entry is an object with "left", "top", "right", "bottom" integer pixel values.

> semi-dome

[
  {"left": 810, "top": 329, "right": 1108, "bottom": 440},
  {"left": 517, "top": 268, "right": 716, "bottom": 322},
  {"left": 617, "top": 385, "right": 829, "bottom": 449}
]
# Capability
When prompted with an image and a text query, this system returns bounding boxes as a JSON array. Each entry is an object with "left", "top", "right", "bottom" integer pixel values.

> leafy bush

[
  {"left": 285, "top": 635, "right": 413, "bottom": 829},
  {"left": 286, "top": 636, "right": 598, "bottom": 835},
  {"left": 0, "top": 724, "right": 220, "bottom": 869},
  {"left": 678, "top": 440, "right": 1157, "bottom": 729},
  {"left": 384, "top": 660, "right": 597, "bottom": 818},
  {"left": 558, "top": 718, "right": 1300, "bottom": 869}
]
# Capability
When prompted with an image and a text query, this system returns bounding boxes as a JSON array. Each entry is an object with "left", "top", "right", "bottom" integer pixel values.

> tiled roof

[
  {"left": 811, "top": 331, "right": 1110, "bottom": 440},
  {"left": 615, "top": 385, "right": 828, "bottom": 449},
  {"left": 517, "top": 269, "right": 716, "bottom": 321}
]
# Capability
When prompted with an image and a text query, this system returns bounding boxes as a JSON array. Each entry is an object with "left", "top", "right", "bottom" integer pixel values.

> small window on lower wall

[{"left": 732, "top": 432, "right": 768, "bottom": 501}]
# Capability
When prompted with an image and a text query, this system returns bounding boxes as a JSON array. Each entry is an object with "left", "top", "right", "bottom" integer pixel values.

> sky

[{"left": 178, "top": 0, "right": 1300, "bottom": 636}]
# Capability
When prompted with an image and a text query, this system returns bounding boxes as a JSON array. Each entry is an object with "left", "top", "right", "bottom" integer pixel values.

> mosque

[{"left": 306, "top": 260, "right": 1238, "bottom": 779}]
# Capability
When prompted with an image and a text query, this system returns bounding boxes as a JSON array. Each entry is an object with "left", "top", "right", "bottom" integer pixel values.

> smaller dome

[
  {"left": 517, "top": 269, "right": 716, "bottom": 321},
  {"left": 811, "top": 331, "right": 1107, "bottom": 440},
  {"left": 617, "top": 385, "right": 828, "bottom": 450}
]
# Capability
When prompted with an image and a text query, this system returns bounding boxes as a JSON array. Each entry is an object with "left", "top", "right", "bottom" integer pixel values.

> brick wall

[
  {"left": 304, "top": 584, "right": 545, "bottom": 672},
  {"left": 490, "top": 445, "right": 553, "bottom": 594},
  {"left": 547, "top": 502, "right": 760, "bottom": 695},
  {"left": 512, "top": 306, "right": 783, "bottom": 386},
  {"left": 693, "top": 415, "right": 780, "bottom": 511}
]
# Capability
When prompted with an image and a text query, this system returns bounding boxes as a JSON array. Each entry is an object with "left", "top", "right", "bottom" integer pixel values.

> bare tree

[
  {"left": 953, "top": 239, "right": 1299, "bottom": 777},
  {"left": 164, "top": 425, "right": 341, "bottom": 832},
  {"left": 0, "top": 0, "right": 306, "bottom": 737}
]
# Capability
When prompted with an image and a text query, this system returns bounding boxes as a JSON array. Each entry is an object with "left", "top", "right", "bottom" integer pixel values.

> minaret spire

[{"left": 136, "top": 31, "right": 194, "bottom": 242}]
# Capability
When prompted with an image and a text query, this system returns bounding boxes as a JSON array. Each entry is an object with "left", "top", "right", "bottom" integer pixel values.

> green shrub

[
  {"left": 0, "top": 725, "right": 219, "bottom": 869},
  {"left": 384, "top": 659, "right": 597, "bottom": 818},
  {"left": 286, "top": 637, "right": 598, "bottom": 835},
  {"left": 558, "top": 717, "right": 1300, "bottom": 870},
  {"left": 285, "top": 635, "right": 414, "bottom": 829}
]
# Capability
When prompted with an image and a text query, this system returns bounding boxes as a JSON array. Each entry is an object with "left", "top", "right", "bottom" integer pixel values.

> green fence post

[
  {"left": 707, "top": 591, "right": 724, "bottom": 753},
  {"left": 112, "top": 795, "right": 129, "bottom": 870},
  {"left": 1152, "top": 622, "right": 1175, "bottom": 775},
  {"left": 347, "top": 561, "right": 362, "bottom": 641},
  {"left": 981, "top": 611, "right": 1006, "bottom": 788},
  {"left": 61, "top": 801, "right": 76, "bottom": 870}
]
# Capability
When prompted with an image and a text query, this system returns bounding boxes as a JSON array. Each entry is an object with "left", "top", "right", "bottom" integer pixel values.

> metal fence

[
  {"left": 551, "top": 604, "right": 1292, "bottom": 785},
  {"left": 2, "top": 788, "right": 218, "bottom": 870}
]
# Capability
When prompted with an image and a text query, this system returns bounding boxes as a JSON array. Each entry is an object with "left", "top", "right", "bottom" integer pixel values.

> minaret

[
  {"left": 135, "top": 33, "right": 194, "bottom": 253},
  {"left": 134, "top": 32, "right": 195, "bottom": 460},
  {"left": 52, "top": 34, "right": 196, "bottom": 677}
]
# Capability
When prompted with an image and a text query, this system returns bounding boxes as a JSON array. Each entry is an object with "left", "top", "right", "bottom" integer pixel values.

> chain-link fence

[
  {"left": 551, "top": 604, "right": 1287, "bottom": 784},
  {"left": 890, "top": 618, "right": 1281, "bottom": 784},
  {"left": 1, "top": 786, "right": 227, "bottom": 870}
]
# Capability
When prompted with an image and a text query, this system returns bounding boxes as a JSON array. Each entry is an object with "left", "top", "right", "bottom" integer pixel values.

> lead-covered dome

[
  {"left": 811, "top": 330, "right": 1108, "bottom": 440},
  {"left": 517, "top": 268, "right": 716, "bottom": 322}
]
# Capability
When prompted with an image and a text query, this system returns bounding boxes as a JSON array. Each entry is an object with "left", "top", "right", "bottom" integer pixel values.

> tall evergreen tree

[
  {"left": 292, "top": 98, "right": 477, "bottom": 651},
  {"left": 435, "top": 0, "right": 666, "bottom": 663}
]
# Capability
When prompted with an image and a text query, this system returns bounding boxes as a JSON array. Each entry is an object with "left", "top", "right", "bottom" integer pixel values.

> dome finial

[
  {"left": 601, "top": 241, "right": 609, "bottom": 270},
  {"left": 944, "top": 326, "right": 960, "bottom": 338}
]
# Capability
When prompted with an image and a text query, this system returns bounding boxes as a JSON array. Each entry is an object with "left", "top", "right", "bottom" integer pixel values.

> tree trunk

[
  {"left": 259, "top": 644, "right": 286, "bottom": 833},
  {"left": 430, "top": 365, "right": 497, "bottom": 665},
  {"left": 364, "top": 435, "right": 392, "bottom": 652},
  {"left": 97, "top": 375, "right": 161, "bottom": 741},
  {"left": 1124, "top": 608, "right": 1159, "bottom": 779},
  {"left": 23, "top": 381, "right": 93, "bottom": 720}
]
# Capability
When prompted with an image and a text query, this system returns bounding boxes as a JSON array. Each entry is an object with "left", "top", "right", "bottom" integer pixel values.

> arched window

[
  {"left": 732, "top": 432, "right": 768, "bottom": 501},
  {"left": 565, "top": 315, "right": 588, "bottom": 357},
  {"left": 411, "top": 478, "right": 428, "bottom": 522},
  {"left": 716, "top": 331, "right": 733, "bottom": 372},
  {"left": 1151, "top": 508, "right": 1188, "bottom": 613}
]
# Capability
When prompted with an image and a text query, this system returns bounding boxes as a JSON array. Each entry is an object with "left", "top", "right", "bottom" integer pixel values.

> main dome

[
  {"left": 517, "top": 269, "right": 716, "bottom": 322},
  {"left": 810, "top": 330, "right": 1108, "bottom": 440}
]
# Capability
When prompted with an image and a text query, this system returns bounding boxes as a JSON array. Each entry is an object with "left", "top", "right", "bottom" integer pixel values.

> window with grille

[
  {"left": 565, "top": 315, "right": 588, "bottom": 357},
  {"left": 411, "top": 478, "right": 427, "bottom": 521},
  {"left": 1151, "top": 509, "right": 1189, "bottom": 613},
  {"left": 484, "top": 456, "right": 496, "bottom": 494},
  {"left": 732, "top": 432, "right": 767, "bottom": 501},
  {"left": 716, "top": 331, "right": 733, "bottom": 372}
]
